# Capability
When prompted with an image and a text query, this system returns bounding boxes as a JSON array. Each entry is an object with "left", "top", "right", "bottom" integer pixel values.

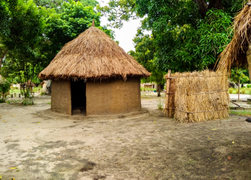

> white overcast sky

[{"left": 97, "top": 0, "right": 145, "bottom": 52}]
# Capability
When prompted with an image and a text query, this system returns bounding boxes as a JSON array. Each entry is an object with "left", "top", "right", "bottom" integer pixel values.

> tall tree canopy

[
  {"left": 0, "top": 0, "right": 114, "bottom": 84},
  {"left": 99, "top": 0, "right": 245, "bottom": 72}
]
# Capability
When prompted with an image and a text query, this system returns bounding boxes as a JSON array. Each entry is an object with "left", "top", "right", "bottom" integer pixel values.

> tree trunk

[
  {"left": 193, "top": 0, "right": 208, "bottom": 18},
  {"left": 193, "top": 0, "right": 222, "bottom": 18},
  {"left": 0, "top": 49, "right": 8, "bottom": 73},
  {"left": 157, "top": 83, "right": 162, "bottom": 97},
  {"left": 208, "top": 0, "right": 222, "bottom": 10}
]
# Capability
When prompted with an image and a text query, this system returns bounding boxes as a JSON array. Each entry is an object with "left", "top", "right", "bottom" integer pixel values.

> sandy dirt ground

[{"left": 1, "top": 93, "right": 251, "bottom": 180}]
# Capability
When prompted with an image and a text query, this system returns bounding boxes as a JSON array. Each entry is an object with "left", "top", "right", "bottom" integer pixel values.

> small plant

[
  {"left": 40, "top": 91, "right": 45, "bottom": 96},
  {"left": 22, "top": 98, "right": 34, "bottom": 105},
  {"left": 247, "top": 84, "right": 251, "bottom": 88},
  {"left": 6, "top": 99, "right": 22, "bottom": 105},
  {"left": 6, "top": 98, "right": 34, "bottom": 105},
  {"left": 157, "top": 99, "right": 164, "bottom": 110},
  {"left": 240, "top": 89, "right": 246, "bottom": 94},
  {"left": 228, "top": 88, "right": 234, "bottom": 94}
]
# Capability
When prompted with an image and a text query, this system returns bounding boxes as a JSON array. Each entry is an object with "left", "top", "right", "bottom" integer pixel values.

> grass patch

[
  {"left": 230, "top": 110, "right": 251, "bottom": 116},
  {"left": 141, "top": 87, "right": 156, "bottom": 92},
  {"left": 6, "top": 98, "right": 34, "bottom": 106},
  {"left": 33, "top": 87, "right": 41, "bottom": 92},
  {"left": 10, "top": 89, "right": 21, "bottom": 94}
]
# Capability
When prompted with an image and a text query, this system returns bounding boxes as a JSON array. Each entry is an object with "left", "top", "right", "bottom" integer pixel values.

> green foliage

[
  {"left": 0, "top": 0, "right": 114, "bottom": 85},
  {"left": 228, "top": 88, "right": 234, "bottom": 94},
  {"left": 228, "top": 87, "right": 251, "bottom": 94},
  {"left": 230, "top": 68, "right": 250, "bottom": 84},
  {"left": 152, "top": 8, "right": 233, "bottom": 72},
  {"left": 129, "top": 32, "right": 166, "bottom": 88},
  {"left": 22, "top": 98, "right": 34, "bottom": 105},
  {"left": 6, "top": 98, "right": 34, "bottom": 105},
  {"left": 0, "top": 77, "right": 11, "bottom": 102},
  {"left": 34, "top": 0, "right": 98, "bottom": 9},
  {"left": 0, "top": 0, "right": 45, "bottom": 85},
  {"left": 101, "top": 0, "right": 244, "bottom": 72},
  {"left": 97, "top": 0, "right": 137, "bottom": 28}
]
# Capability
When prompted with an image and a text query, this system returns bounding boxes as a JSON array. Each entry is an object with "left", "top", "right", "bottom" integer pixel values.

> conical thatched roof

[
  {"left": 39, "top": 23, "right": 150, "bottom": 81},
  {"left": 216, "top": 3, "right": 251, "bottom": 71}
]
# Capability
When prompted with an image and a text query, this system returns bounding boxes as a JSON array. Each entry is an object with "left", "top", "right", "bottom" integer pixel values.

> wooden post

[{"left": 165, "top": 70, "right": 171, "bottom": 117}]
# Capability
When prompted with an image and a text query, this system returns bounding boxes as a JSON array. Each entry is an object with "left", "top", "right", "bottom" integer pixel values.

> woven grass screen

[{"left": 164, "top": 70, "right": 229, "bottom": 123}]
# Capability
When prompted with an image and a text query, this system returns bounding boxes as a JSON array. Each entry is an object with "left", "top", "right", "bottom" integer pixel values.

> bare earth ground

[{"left": 1, "top": 93, "right": 251, "bottom": 180}]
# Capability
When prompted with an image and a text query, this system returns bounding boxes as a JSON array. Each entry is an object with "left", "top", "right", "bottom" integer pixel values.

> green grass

[
  {"left": 230, "top": 110, "right": 251, "bottom": 116},
  {"left": 10, "top": 89, "right": 21, "bottom": 94}
]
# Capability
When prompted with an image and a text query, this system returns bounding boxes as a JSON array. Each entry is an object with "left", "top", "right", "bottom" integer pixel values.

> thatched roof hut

[
  {"left": 216, "top": 3, "right": 251, "bottom": 74},
  {"left": 39, "top": 21, "right": 150, "bottom": 81},
  {"left": 39, "top": 21, "right": 150, "bottom": 116}
]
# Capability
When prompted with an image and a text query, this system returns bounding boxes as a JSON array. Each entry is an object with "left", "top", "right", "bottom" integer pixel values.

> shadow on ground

[{"left": 0, "top": 95, "right": 251, "bottom": 179}]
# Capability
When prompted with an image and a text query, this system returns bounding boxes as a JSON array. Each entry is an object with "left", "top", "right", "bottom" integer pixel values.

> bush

[
  {"left": 228, "top": 88, "right": 234, "bottom": 94},
  {"left": 240, "top": 89, "right": 246, "bottom": 94},
  {"left": 247, "top": 84, "right": 251, "bottom": 88},
  {"left": 0, "top": 77, "right": 11, "bottom": 102},
  {"left": 6, "top": 98, "right": 34, "bottom": 105},
  {"left": 22, "top": 98, "right": 34, "bottom": 105}
]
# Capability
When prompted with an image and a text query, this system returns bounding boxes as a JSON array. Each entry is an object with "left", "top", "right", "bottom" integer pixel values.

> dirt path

[{"left": 1, "top": 95, "right": 251, "bottom": 180}]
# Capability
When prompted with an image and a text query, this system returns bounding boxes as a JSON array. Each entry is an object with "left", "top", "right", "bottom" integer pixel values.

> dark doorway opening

[{"left": 71, "top": 79, "right": 86, "bottom": 115}]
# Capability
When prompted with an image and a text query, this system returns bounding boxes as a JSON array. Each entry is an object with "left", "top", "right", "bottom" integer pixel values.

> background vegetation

[{"left": 0, "top": 0, "right": 250, "bottom": 96}]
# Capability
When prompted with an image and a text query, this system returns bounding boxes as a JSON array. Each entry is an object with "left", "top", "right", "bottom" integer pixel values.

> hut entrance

[{"left": 71, "top": 79, "right": 86, "bottom": 115}]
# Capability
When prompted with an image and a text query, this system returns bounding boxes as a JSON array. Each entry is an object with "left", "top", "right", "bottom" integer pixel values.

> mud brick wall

[
  {"left": 86, "top": 77, "right": 141, "bottom": 115},
  {"left": 51, "top": 80, "right": 72, "bottom": 115}
]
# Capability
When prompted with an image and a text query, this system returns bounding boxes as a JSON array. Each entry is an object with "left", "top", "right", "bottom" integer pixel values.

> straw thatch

[
  {"left": 216, "top": 3, "right": 251, "bottom": 72},
  {"left": 39, "top": 23, "right": 150, "bottom": 81},
  {"left": 165, "top": 70, "right": 229, "bottom": 123}
]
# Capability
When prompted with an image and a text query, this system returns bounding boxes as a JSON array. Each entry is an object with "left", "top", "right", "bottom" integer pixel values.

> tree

[
  {"left": 0, "top": 0, "right": 45, "bottom": 97},
  {"left": 39, "top": 0, "right": 115, "bottom": 66},
  {"left": 34, "top": 0, "right": 98, "bottom": 9},
  {"left": 97, "top": 0, "right": 137, "bottom": 28},
  {"left": 129, "top": 29, "right": 165, "bottom": 97},
  {"left": 99, "top": 0, "right": 244, "bottom": 72},
  {"left": 0, "top": 76, "right": 11, "bottom": 102},
  {"left": 230, "top": 68, "right": 250, "bottom": 99},
  {"left": 1, "top": 0, "right": 114, "bottom": 87}
]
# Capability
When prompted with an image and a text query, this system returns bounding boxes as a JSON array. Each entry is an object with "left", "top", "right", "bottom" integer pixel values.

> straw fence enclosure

[{"left": 164, "top": 70, "right": 229, "bottom": 123}]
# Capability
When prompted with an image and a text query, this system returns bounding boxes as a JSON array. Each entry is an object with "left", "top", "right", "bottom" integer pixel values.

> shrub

[
  {"left": 6, "top": 98, "right": 34, "bottom": 105},
  {"left": 0, "top": 77, "right": 11, "bottom": 102},
  {"left": 157, "top": 99, "right": 164, "bottom": 110},
  {"left": 228, "top": 88, "right": 234, "bottom": 94},
  {"left": 22, "top": 98, "right": 34, "bottom": 105},
  {"left": 240, "top": 89, "right": 246, "bottom": 94}
]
